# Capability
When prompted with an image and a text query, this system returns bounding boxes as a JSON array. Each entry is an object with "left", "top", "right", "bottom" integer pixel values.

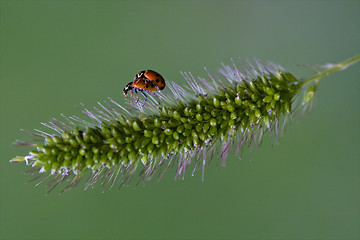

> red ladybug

[{"left": 123, "top": 70, "right": 166, "bottom": 103}]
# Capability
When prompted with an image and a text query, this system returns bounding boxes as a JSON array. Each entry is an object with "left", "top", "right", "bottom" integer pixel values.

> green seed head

[{"left": 11, "top": 59, "right": 302, "bottom": 193}]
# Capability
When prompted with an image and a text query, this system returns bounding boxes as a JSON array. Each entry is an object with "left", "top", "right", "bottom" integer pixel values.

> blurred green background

[{"left": 1, "top": 1, "right": 359, "bottom": 239}]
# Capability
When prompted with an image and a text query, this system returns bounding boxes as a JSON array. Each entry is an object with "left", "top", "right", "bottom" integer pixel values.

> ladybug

[{"left": 123, "top": 70, "right": 166, "bottom": 103}]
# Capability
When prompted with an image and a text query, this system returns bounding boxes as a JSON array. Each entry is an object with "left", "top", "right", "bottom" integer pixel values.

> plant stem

[{"left": 301, "top": 54, "right": 360, "bottom": 86}]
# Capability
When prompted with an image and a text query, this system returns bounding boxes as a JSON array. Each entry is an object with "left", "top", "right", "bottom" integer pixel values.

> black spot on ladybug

[
  {"left": 161, "top": 79, "right": 165, "bottom": 84},
  {"left": 145, "top": 84, "right": 149, "bottom": 88},
  {"left": 159, "top": 86, "right": 164, "bottom": 90},
  {"left": 156, "top": 79, "right": 159, "bottom": 83}
]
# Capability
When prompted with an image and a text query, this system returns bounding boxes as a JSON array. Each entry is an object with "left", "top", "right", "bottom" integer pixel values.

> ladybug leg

[
  {"left": 134, "top": 88, "right": 141, "bottom": 103},
  {"left": 128, "top": 88, "right": 134, "bottom": 99},
  {"left": 128, "top": 89, "right": 135, "bottom": 106},
  {"left": 140, "top": 91, "right": 148, "bottom": 105}
]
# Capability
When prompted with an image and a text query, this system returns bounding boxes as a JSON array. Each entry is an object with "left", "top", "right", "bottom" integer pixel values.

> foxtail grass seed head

[{"left": 11, "top": 55, "right": 358, "bottom": 194}]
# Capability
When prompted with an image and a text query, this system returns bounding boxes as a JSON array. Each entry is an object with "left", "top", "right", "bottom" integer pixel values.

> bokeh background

[{"left": 1, "top": 1, "right": 359, "bottom": 239}]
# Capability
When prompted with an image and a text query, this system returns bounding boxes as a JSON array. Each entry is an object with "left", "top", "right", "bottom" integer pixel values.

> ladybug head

[{"left": 123, "top": 82, "right": 133, "bottom": 97}]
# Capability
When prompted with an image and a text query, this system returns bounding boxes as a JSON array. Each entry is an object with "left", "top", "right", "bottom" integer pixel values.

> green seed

[
  {"left": 195, "top": 124, "right": 203, "bottom": 133},
  {"left": 141, "top": 138, "right": 151, "bottom": 148},
  {"left": 177, "top": 125, "right": 185, "bottom": 133},
  {"left": 141, "top": 154, "right": 148, "bottom": 165},
  {"left": 265, "top": 87, "right": 275, "bottom": 96},
  {"left": 45, "top": 137, "right": 55, "bottom": 147},
  {"left": 184, "top": 123, "right": 192, "bottom": 130},
  {"left": 235, "top": 96, "right": 242, "bottom": 106},
  {"left": 164, "top": 128, "right": 173, "bottom": 135},
  {"left": 193, "top": 138, "right": 201, "bottom": 146},
  {"left": 154, "top": 118, "right": 161, "bottom": 128},
  {"left": 132, "top": 121, "right": 141, "bottom": 131},
  {"left": 203, "top": 113, "right": 211, "bottom": 120},
  {"left": 153, "top": 128, "right": 161, "bottom": 136},
  {"left": 213, "top": 97, "right": 220, "bottom": 108},
  {"left": 144, "top": 130, "right": 152, "bottom": 138},
  {"left": 227, "top": 104, "right": 235, "bottom": 112},
  {"left": 210, "top": 118, "right": 217, "bottom": 126},
  {"left": 203, "top": 122, "right": 210, "bottom": 133},
  {"left": 152, "top": 136, "right": 159, "bottom": 145},
  {"left": 52, "top": 136, "right": 62, "bottom": 144},
  {"left": 184, "top": 107, "right": 190, "bottom": 117},
  {"left": 147, "top": 143, "right": 155, "bottom": 153},
  {"left": 173, "top": 111, "right": 181, "bottom": 120},
  {"left": 263, "top": 95, "right": 273, "bottom": 103},
  {"left": 173, "top": 131, "right": 180, "bottom": 140},
  {"left": 196, "top": 113, "right": 203, "bottom": 121}
]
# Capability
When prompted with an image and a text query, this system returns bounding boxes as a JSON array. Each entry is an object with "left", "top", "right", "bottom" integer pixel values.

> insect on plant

[
  {"left": 123, "top": 70, "right": 166, "bottom": 105},
  {"left": 9, "top": 55, "right": 360, "bottom": 193}
]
